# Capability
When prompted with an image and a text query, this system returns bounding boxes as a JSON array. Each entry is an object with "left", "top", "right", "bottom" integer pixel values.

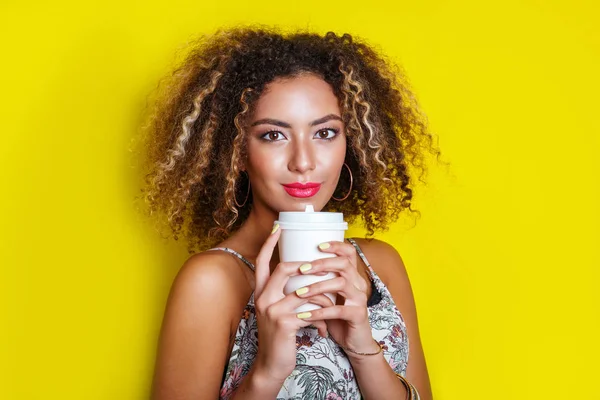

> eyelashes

[
  {"left": 258, "top": 127, "right": 341, "bottom": 142},
  {"left": 259, "top": 131, "right": 285, "bottom": 141},
  {"left": 314, "top": 127, "right": 339, "bottom": 140}
]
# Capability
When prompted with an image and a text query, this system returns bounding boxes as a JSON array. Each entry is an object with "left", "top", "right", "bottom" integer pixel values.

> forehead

[{"left": 251, "top": 74, "right": 341, "bottom": 120}]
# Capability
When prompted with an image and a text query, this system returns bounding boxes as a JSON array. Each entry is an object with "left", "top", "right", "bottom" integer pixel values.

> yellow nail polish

[
  {"left": 297, "top": 312, "right": 312, "bottom": 319},
  {"left": 296, "top": 287, "right": 309, "bottom": 296},
  {"left": 318, "top": 242, "right": 331, "bottom": 250},
  {"left": 271, "top": 224, "right": 279, "bottom": 234},
  {"left": 299, "top": 263, "right": 312, "bottom": 273}
]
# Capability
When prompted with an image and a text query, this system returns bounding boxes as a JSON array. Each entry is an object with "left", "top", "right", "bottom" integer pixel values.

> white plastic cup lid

[{"left": 275, "top": 204, "right": 348, "bottom": 230}]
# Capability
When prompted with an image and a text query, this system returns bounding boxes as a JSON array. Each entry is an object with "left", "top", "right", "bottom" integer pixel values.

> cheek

[
  {"left": 246, "top": 143, "right": 286, "bottom": 179},
  {"left": 319, "top": 138, "right": 347, "bottom": 170}
]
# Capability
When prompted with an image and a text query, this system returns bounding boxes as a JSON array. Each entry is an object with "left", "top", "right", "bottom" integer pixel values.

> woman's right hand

[{"left": 252, "top": 224, "right": 331, "bottom": 382}]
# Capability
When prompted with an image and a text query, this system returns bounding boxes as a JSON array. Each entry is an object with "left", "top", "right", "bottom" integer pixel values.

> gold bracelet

[
  {"left": 332, "top": 337, "right": 383, "bottom": 356},
  {"left": 395, "top": 373, "right": 417, "bottom": 400}
]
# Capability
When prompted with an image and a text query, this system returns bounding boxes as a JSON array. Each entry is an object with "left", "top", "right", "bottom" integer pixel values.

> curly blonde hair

[{"left": 137, "top": 27, "right": 440, "bottom": 253}]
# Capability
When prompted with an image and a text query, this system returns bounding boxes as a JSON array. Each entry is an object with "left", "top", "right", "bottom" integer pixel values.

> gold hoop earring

[
  {"left": 234, "top": 172, "right": 251, "bottom": 208},
  {"left": 333, "top": 163, "right": 353, "bottom": 202}
]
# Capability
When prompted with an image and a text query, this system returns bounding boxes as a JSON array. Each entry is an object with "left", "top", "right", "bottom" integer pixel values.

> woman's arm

[
  {"left": 354, "top": 239, "right": 433, "bottom": 400},
  {"left": 345, "top": 349, "right": 411, "bottom": 399},
  {"left": 151, "top": 253, "right": 249, "bottom": 399}
]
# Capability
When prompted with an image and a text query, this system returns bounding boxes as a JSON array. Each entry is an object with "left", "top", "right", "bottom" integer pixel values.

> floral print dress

[{"left": 213, "top": 239, "right": 413, "bottom": 400}]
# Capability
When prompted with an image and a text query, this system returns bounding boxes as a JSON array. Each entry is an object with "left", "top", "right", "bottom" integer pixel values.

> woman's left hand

[{"left": 295, "top": 241, "right": 380, "bottom": 357}]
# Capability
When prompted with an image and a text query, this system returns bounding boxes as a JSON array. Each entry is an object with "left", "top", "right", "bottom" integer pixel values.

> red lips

[{"left": 282, "top": 182, "right": 321, "bottom": 198}]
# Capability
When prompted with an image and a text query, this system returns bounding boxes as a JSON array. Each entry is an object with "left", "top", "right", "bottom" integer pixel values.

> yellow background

[{"left": 1, "top": 0, "right": 598, "bottom": 399}]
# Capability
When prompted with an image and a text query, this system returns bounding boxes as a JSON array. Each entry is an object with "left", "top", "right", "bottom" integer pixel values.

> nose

[{"left": 288, "top": 138, "right": 316, "bottom": 174}]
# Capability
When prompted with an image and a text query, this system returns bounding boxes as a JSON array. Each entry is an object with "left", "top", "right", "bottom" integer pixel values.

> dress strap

[
  {"left": 346, "top": 238, "right": 376, "bottom": 279},
  {"left": 347, "top": 238, "right": 383, "bottom": 307},
  {"left": 207, "top": 247, "right": 256, "bottom": 272}
]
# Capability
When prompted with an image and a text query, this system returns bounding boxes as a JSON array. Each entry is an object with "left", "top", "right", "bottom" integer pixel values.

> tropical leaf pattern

[
  {"left": 295, "top": 364, "right": 335, "bottom": 399},
  {"left": 218, "top": 241, "right": 411, "bottom": 400}
]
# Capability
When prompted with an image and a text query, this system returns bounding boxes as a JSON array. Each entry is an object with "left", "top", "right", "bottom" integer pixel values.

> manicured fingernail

[
  {"left": 271, "top": 224, "right": 279, "bottom": 234},
  {"left": 296, "top": 287, "right": 309, "bottom": 296},
  {"left": 318, "top": 242, "right": 331, "bottom": 250},
  {"left": 297, "top": 312, "right": 312, "bottom": 319},
  {"left": 299, "top": 263, "right": 312, "bottom": 273}
]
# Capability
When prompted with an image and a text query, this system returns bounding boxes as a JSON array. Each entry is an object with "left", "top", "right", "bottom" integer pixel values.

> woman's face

[{"left": 245, "top": 73, "right": 347, "bottom": 213}]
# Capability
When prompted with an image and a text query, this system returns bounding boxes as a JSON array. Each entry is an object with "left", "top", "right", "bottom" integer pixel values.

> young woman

[{"left": 141, "top": 28, "right": 437, "bottom": 400}]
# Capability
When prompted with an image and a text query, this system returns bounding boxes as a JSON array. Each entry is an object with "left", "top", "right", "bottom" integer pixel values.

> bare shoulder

[
  {"left": 164, "top": 251, "right": 251, "bottom": 319},
  {"left": 350, "top": 237, "right": 407, "bottom": 285},
  {"left": 151, "top": 251, "right": 250, "bottom": 399},
  {"left": 172, "top": 251, "right": 250, "bottom": 300}
]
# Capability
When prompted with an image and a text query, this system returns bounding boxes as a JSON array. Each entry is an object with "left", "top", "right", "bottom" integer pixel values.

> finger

[
  {"left": 266, "top": 296, "right": 328, "bottom": 331},
  {"left": 312, "top": 320, "right": 329, "bottom": 338},
  {"left": 259, "top": 261, "right": 305, "bottom": 301},
  {"left": 305, "top": 256, "right": 355, "bottom": 275},
  {"left": 317, "top": 240, "right": 357, "bottom": 261},
  {"left": 300, "top": 293, "right": 335, "bottom": 308},
  {"left": 267, "top": 293, "right": 333, "bottom": 321},
  {"left": 267, "top": 290, "right": 313, "bottom": 315},
  {"left": 297, "top": 277, "right": 367, "bottom": 304},
  {"left": 301, "top": 257, "right": 369, "bottom": 293},
  {"left": 254, "top": 224, "right": 281, "bottom": 298},
  {"left": 298, "top": 304, "right": 367, "bottom": 324},
  {"left": 270, "top": 292, "right": 332, "bottom": 313}
]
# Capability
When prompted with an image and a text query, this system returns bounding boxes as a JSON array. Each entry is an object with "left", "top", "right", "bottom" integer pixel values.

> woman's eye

[
  {"left": 261, "top": 131, "right": 285, "bottom": 141},
  {"left": 315, "top": 128, "right": 338, "bottom": 140}
]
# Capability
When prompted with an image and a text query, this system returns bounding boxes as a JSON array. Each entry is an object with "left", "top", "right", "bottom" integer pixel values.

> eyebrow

[{"left": 250, "top": 114, "right": 343, "bottom": 128}]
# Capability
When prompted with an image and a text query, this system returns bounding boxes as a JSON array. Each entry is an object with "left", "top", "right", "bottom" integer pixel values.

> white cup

[{"left": 275, "top": 205, "right": 348, "bottom": 313}]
